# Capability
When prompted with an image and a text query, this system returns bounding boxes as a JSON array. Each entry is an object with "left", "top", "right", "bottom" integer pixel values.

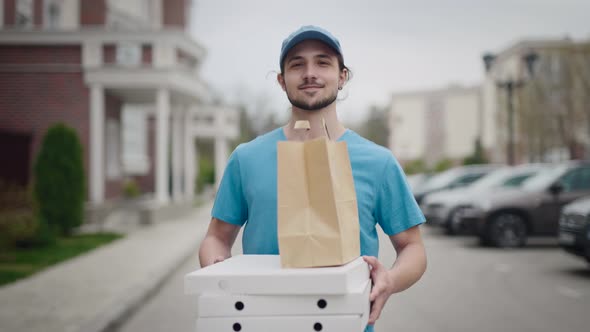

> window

[
  {"left": 44, "top": 0, "right": 62, "bottom": 29},
  {"left": 106, "top": 119, "right": 122, "bottom": 180},
  {"left": 116, "top": 42, "right": 142, "bottom": 67},
  {"left": 122, "top": 107, "right": 149, "bottom": 175},
  {"left": 15, "top": 0, "right": 33, "bottom": 28}
]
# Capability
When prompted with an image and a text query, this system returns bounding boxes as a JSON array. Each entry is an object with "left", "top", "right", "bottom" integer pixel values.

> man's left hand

[{"left": 362, "top": 256, "right": 394, "bottom": 325}]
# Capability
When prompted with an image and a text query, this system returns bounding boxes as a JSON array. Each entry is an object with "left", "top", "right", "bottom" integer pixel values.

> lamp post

[{"left": 483, "top": 51, "right": 538, "bottom": 165}]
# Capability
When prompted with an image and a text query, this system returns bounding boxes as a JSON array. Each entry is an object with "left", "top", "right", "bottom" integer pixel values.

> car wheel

[
  {"left": 485, "top": 213, "right": 527, "bottom": 248},
  {"left": 446, "top": 210, "right": 464, "bottom": 235}
]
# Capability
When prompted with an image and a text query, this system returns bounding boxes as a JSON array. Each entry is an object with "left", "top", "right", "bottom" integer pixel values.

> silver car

[
  {"left": 421, "top": 164, "right": 548, "bottom": 234},
  {"left": 454, "top": 161, "right": 590, "bottom": 247}
]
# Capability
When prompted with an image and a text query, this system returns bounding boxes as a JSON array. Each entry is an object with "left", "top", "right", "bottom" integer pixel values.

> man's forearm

[
  {"left": 387, "top": 242, "right": 427, "bottom": 294},
  {"left": 198, "top": 235, "right": 232, "bottom": 268}
]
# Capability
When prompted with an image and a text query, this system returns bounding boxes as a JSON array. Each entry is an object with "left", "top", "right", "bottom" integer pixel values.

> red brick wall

[
  {"left": 163, "top": 0, "right": 188, "bottom": 28},
  {"left": 103, "top": 44, "right": 116, "bottom": 64},
  {"left": 33, "top": 0, "right": 42, "bottom": 26},
  {"left": 142, "top": 45, "right": 152, "bottom": 65},
  {"left": 0, "top": 45, "right": 129, "bottom": 201},
  {"left": 0, "top": 66, "right": 90, "bottom": 197},
  {"left": 79, "top": 0, "right": 106, "bottom": 26},
  {"left": 0, "top": 45, "right": 81, "bottom": 64},
  {"left": 4, "top": 0, "right": 16, "bottom": 25}
]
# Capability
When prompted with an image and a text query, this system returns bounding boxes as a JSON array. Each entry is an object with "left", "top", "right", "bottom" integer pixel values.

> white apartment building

[
  {"left": 388, "top": 85, "right": 487, "bottom": 167},
  {"left": 482, "top": 38, "right": 590, "bottom": 164}
]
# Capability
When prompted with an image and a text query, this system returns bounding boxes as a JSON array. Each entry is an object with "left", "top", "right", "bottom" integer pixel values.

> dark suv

[
  {"left": 453, "top": 161, "right": 590, "bottom": 247},
  {"left": 558, "top": 196, "right": 590, "bottom": 264}
]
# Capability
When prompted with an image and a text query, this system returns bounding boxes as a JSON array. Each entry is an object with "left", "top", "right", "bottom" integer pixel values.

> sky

[{"left": 190, "top": 0, "right": 590, "bottom": 125}]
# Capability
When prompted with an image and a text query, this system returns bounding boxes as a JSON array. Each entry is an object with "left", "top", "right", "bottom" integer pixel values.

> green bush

[
  {"left": 33, "top": 123, "right": 85, "bottom": 236},
  {"left": 0, "top": 210, "right": 54, "bottom": 248},
  {"left": 0, "top": 210, "right": 36, "bottom": 248},
  {"left": 0, "top": 180, "right": 32, "bottom": 211},
  {"left": 434, "top": 158, "right": 454, "bottom": 173},
  {"left": 403, "top": 159, "right": 428, "bottom": 175},
  {"left": 122, "top": 179, "right": 141, "bottom": 198},
  {"left": 196, "top": 156, "right": 215, "bottom": 194}
]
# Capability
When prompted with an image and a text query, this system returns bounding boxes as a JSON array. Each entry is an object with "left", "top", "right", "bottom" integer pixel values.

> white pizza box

[
  {"left": 185, "top": 255, "right": 369, "bottom": 295},
  {"left": 197, "top": 280, "right": 370, "bottom": 317},
  {"left": 196, "top": 313, "right": 368, "bottom": 332}
]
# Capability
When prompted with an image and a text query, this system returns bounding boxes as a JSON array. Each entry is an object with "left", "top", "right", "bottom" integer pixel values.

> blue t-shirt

[
  {"left": 212, "top": 127, "right": 424, "bottom": 257},
  {"left": 211, "top": 128, "right": 424, "bottom": 332}
]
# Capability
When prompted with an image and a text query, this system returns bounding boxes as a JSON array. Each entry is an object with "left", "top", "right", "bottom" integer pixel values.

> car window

[
  {"left": 560, "top": 167, "right": 590, "bottom": 191},
  {"left": 469, "top": 168, "right": 511, "bottom": 190},
  {"left": 522, "top": 165, "right": 568, "bottom": 192},
  {"left": 502, "top": 173, "right": 535, "bottom": 187},
  {"left": 451, "top": 173, "right": 486, "bottom": 187},
  {"left": 420, "top": 169, "right": 460, "bottom": 191}
]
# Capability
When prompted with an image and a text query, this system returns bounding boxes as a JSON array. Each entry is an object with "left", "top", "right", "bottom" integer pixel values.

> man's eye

[
  {"left": 291, "top": 63, "right": 302, "bottom": 68},
  {"left": 318, "top": 61, "right": 330, "bottom": 66}
]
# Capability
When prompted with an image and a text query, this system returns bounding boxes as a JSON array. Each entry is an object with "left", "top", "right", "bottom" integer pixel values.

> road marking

[{"left": 556, "top": 285, "right": 583, "bottom": 299}]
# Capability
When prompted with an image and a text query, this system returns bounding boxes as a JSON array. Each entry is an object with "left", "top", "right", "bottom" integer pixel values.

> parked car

[
  {"left": 558, "top": 196, "right": 590, "bottom": 264},
  {"left": 454, "top": 161, "right": 590, "bottom": 247},
  {"left": 422, "top": 164, "right": 547, "bottom": 234},
  {"left": 414, "top": 164, "right": 501, "bottom": 205}
]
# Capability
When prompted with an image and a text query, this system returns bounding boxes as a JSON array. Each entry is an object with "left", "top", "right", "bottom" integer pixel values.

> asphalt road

[{"left": 116, "top": 226, "right": 590, "bottom": 332}]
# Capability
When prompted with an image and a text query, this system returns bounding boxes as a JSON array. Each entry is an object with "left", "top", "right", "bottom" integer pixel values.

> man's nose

[{"left": 302, "top": 64, "right": 317, "bottom": 80}]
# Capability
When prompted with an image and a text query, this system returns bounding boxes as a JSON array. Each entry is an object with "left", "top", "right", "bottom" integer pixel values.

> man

[{"left": 199, "top": 25, "right": 426, "bottom": 330}]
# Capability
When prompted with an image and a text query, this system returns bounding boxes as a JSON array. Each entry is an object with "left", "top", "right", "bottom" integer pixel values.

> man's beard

[{"left": 286, "top": 87, "right": 338, "bottom": 111}]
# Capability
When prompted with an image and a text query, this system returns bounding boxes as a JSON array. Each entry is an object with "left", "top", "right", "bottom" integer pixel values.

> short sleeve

[
  {"left": 375, "top": 155, "right": 425, "bottom": 235},
  {"left": 211, "top": 148, "right": 248, "bottom": 226}
]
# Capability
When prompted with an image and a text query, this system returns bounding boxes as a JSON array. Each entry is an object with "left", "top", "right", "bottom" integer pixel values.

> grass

[{"left": 0, "top": 233, "right": 122, "bottom": 287}]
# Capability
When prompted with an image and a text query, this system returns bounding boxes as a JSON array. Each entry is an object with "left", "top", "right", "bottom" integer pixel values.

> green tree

[
  {"left": 403, "top": 159, "right": 428, "bottom": 175},
  {"left": 33, "top": 124, "right": 85, "bottom": 236},
  {"left": 359, "top": 105, "right": 389, "bottom": 147},
  {"left": 434, "top": 158, "right": 454, "bottom": 173},
  {"left": 196, "top": 155, "right": 215, "bottom": 194},
  {"left": 463, "top": 138, "right": 488, "bottom": 165}
]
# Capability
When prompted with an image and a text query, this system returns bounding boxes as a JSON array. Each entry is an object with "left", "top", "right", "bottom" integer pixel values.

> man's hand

[
  {"left": 199, "top": 218, "right": 240, "bottom": 267},
  {"left": 363, "top": 256, "right": 394, "bottom": 325}
]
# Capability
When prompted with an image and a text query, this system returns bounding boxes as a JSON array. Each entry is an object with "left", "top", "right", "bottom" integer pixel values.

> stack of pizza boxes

[{"left": 184, "top": 255, "right": 370, "bottom": 332}]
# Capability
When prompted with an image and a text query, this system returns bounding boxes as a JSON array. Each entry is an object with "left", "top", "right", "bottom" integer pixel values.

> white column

[
  {"left": 90, "top": 84, "right": 105, "bottom": 204},
  {"left": 171, "top": 109, "right": 183, "bottom": 202},
  {"left": 214, "top": 110, "right": 230, "bottom": 190},
  {"left": 184, "top": 109, "right": 195, "bottom": 200},
  {"left": 155, "top": 88, "right": 170, "bottom": 204},
  {"left": 214, "top": 137, "right": 229, "bottom": 190}
]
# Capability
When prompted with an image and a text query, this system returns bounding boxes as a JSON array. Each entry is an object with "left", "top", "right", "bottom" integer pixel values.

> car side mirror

[{"left": 549, "top": 183, "right": 564, "bottom": 195}]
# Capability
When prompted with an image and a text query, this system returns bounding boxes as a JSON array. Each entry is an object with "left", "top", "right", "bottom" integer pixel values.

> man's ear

[
  {"left": 277, "top": 73, "right": 286, "bottom": 91},
  {"left": 339, "top": 68, "right": 348, "bottom": 86}
]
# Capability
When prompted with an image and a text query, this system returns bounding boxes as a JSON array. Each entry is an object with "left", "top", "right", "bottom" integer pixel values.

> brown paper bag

[{"left": 277, "top": 134, "right": 360, "bottom": 268}]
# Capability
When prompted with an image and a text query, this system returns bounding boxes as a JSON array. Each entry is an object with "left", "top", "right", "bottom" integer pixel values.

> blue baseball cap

[{"left": 279, "top": 25, "right": 343, "bottom": 69}]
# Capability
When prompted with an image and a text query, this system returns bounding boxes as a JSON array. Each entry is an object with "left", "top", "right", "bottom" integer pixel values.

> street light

[{"left": 482, "top": 50, "right": 539, "bottom": 165}]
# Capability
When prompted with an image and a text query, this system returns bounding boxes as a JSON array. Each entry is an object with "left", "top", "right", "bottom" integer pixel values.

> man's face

[{"left": 279, "top": 40, "right": 346, "bottom": 112}]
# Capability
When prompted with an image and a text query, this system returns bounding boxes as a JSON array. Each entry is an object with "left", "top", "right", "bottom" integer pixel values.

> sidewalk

[{"left": 0, "top": 200, "right": 213, "bottom": 332}]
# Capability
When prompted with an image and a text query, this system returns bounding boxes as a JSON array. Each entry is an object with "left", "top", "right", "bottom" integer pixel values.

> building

[
  {"left": 388, "top": 85, "right": 486, "bottom": 167},
  {"left": 0, "top": 0, "right": 238, "bottom": 222},
  {"left": 482, "top": 38, "right": 590, "bottom": 164}
]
